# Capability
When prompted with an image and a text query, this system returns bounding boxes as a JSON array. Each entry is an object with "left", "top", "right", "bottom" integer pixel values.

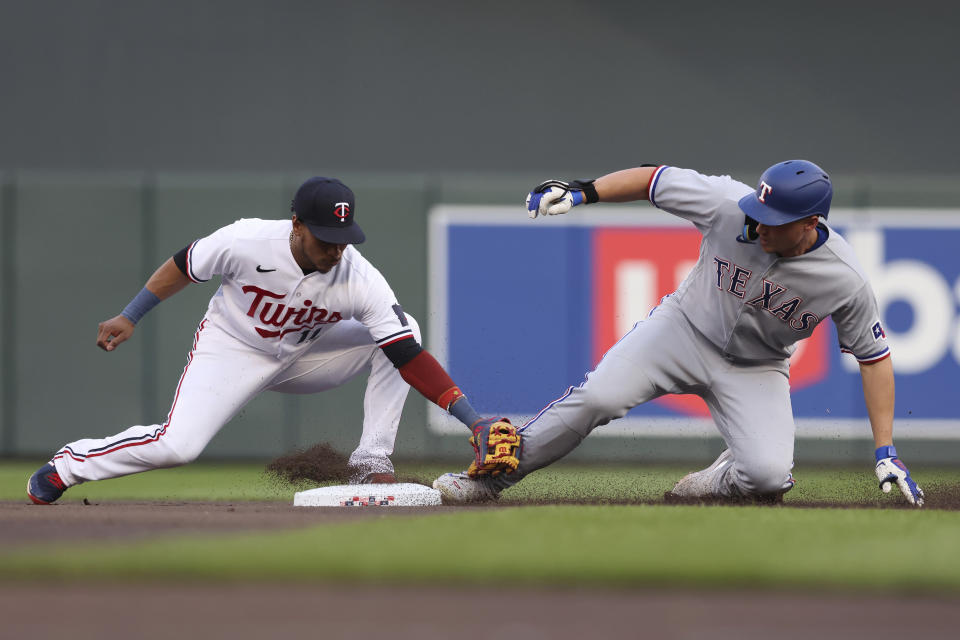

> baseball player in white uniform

[
  {"left": 28, "top": 177, "right": 503, "bottom": 504},
  {"left": 434, "top": 160, "right": 925, "bottom": 507}
]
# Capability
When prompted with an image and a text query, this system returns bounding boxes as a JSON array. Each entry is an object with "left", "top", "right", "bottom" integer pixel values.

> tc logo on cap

[
  {"left": 758, "top": 181, "right": 773, "bottom": 203},
  {"left": 291, "top": 176, "right": 366, "bottom": 244}
]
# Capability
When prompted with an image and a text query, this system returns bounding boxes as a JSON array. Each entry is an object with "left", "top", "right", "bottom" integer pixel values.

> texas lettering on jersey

[
  {"left": 713, "top": 257, "right": 819, "bottom": 332},
  {"left": 646, "top": 167, "right": 888, "bottom": 364},
  {"left": 242, "top": 284, "right": 342, "bottom": 339}
]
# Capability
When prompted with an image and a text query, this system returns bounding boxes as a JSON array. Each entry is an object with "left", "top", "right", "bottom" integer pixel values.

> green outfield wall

[
  {"left": 1, "top": 172, "right": 958, "bottom": 465},
  {"left": 1, "top": 1, "right": 958, "bottom": 464}
]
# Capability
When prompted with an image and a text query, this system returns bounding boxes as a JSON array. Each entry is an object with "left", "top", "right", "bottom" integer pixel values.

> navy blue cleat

[{"left": 27, "top": 462, "right": 67, "bottom": 505}]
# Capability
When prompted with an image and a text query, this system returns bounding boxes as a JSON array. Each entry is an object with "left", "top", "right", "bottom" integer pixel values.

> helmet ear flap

[{"left": 742, "top": 216, "right": 759, "bottom": 241}]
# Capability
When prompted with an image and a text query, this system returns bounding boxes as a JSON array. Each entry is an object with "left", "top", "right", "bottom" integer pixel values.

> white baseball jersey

[
  {"left": 52, "top": 218, "right": 419, "bottom": 487},
  {"left": 185, "top": 218, "right": 414, "bottom": 360},
  {"left": 648, "top": 165, "right": 890, "bottom": 368}
]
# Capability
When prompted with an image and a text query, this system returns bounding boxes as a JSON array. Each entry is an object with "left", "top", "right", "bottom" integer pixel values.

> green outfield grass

[
  {"left": 3, "top": 460, "right": 960, "bottom": 591},
  {"left": 2, "top": 459, "right": 957, "bottom": 505},
  {"left": 1, "top": 460, "right": 303, "bottom": 502},
  {"left": 4, "top": 504, "right": 960, "bottom": 592},
  {"left": 2, "top": 459, "right": 700, "bottom": 503}
]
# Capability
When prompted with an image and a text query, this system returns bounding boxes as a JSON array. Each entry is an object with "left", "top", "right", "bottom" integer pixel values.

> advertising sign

[{"left": 429, "top": 206, "right": 960, "bottom": 439}]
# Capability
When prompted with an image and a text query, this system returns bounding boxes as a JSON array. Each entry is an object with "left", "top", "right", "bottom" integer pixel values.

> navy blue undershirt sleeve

[
  {"left": 381, "top": 336, "right": 423, "bottom": 368},
  {"left": 172, "top": 245, "right": 190, "bottom": 276}
]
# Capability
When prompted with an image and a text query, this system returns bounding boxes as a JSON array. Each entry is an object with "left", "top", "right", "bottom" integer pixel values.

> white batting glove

[
  {"left": 874, "top": 445, "right": 924, "bottom": 507},
  {"left": 525, "top": 179, "right": 597, "bottom": 219}
]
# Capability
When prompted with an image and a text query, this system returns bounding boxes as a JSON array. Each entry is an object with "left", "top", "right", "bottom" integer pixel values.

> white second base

[{"left": 293, "top": 482, "right": 442, "bottom": 507}]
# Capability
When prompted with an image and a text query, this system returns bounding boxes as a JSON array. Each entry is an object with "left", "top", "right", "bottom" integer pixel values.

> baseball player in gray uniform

[
  {"left": 434, "top": 160, "right": 924, "bottom": 507},
  {"left": 28, "top": 177, "right": 514, "bottom": 504}
]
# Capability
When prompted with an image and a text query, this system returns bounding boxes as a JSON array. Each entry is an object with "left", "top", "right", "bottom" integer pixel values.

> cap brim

[
  {"left": 304, "top": 221, "right": 366, "bottom": 244},
  {"left": 738, "top": 193, "right": 803, "bottom": 226}
]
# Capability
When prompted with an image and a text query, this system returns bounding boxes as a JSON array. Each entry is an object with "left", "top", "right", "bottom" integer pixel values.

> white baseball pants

[{"left": 52, "top": 314, "right": 420, "bottom": 487}]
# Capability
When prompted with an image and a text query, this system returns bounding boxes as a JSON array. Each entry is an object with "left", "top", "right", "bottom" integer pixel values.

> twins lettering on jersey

[
  {"left": 713, "top": 257, "right": 818, "bottom": 331},
  {"left": 242, "top": 285, "right": 342, "bottom": 339}
]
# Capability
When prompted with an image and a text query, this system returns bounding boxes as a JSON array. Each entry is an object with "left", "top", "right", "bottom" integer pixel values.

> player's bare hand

[{"left": 97, "top": 315, "right": 135, "bottom": 352}]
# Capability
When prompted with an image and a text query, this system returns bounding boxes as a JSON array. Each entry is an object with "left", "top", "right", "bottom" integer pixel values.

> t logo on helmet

[
  {"left": 333, "top": 202, "right": 350, "bottom": 222},
  {"left": 758, "top": 181, "right": 773, "bottom": 203}
]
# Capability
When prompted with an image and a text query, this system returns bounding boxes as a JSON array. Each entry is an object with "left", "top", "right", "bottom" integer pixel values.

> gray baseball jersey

[
  {"left": 489, "top": 165, "right": 890, "bottom": 499},
  {"left": 650, "top": 165, "right": 889, "bottom": 368}
]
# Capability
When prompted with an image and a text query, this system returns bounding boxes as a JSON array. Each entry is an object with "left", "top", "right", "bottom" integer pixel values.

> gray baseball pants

[{"left": 491, "top": 296, "right": 796, "bottom": 498}]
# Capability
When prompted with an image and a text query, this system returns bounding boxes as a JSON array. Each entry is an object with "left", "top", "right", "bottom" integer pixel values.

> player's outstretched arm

[
  {"left": 859, "top": 357, "right": 924, "bottom": 507},
  {"left": 593, "top": 167, "right": 659, "bottom": 202},
  {"left": 96, "top": 258, "right": 192, "bottom": 352},
  {"left": 379, "top": 339, "right": 521, "bottom": 476},
  {"left": 526, "top": 167, "right": 659, "bottom": 218}
]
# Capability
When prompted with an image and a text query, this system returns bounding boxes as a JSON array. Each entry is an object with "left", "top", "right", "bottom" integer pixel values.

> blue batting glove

[
  {"left": 526, "top": 180, "right": 586, "bottom": 219},
  {"left": 874, "top": 445, "right": 924, "bottom": 507}
]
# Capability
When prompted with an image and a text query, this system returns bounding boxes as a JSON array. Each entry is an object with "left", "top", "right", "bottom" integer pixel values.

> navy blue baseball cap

[
  {"left": 291, "top": 177, "right": 366, "bottom": 244},
  {"left": 738, "top": 160, "right": 832, "bottom": 226}
]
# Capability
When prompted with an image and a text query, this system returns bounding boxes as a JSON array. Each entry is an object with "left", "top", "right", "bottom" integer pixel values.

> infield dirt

[{"left": 0, "top": 500, "right": 460, "bottom": 546}]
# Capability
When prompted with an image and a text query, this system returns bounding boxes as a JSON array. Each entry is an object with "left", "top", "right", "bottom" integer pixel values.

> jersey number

[{"left": 296, "top": 327, "right": 324, "bottom": 344}]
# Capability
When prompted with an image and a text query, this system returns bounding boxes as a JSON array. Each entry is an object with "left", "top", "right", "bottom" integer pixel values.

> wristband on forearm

[
  {"left": 875, "top": 445, "right": 897, "bottom": 461},
  {"left": 449, "top": 395, "right": 482, "bottom": 427},
  {"left": 569, "top": 179, "right": 599, "bottom": 204},
  {"left": 121, "top": 287, "right": 161, "bottom": 325}
]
